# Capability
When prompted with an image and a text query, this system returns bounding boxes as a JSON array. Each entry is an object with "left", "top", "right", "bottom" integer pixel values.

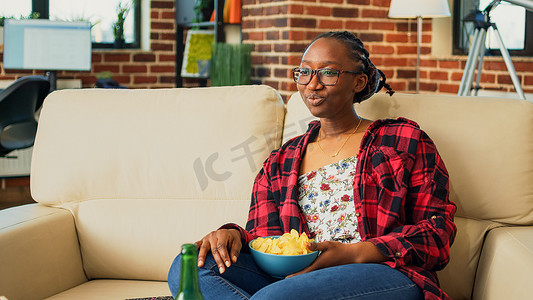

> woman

[{"left": 168, "top": 31, "right": 457, "bottom": 300}]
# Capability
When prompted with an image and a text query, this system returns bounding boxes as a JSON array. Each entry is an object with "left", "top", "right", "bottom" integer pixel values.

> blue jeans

[{"left": 168, "top": 252, "right": 422, "bottom": 300}]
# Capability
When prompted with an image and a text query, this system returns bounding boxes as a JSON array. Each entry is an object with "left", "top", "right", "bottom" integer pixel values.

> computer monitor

[
  {"left": 3, "top": 19, "right": 92, "bottom": 71},
  {"left": 3, "top": 19, "right": 92, "bottom": 90}
]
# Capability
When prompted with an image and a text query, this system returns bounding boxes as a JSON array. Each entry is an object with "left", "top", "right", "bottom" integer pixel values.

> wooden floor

[{"left": 0, "top": 177, "right": 36, "bottom": 210}]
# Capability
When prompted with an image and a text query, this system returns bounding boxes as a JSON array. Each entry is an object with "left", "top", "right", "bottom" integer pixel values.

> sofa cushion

[
  {"left": 436, "top": 216, "right": 501, "bottom": 300},
  {"left": 472, "top": 226, "right": 533, "bottom": 300},
  {"left": 44, "top": 280, "right": 169, "bottom": 300},
  {"left": 0, "top": 204, "right": 87, "bottom": 300},
  {"left": 284, "top": 92, "right": 533, "bottom": 225},
  {"left": 31, "top": 85, "right": 285, "bottom": 281}
]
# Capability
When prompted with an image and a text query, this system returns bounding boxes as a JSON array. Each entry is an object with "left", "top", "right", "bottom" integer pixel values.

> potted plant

[
  {"left": 0, "top": 17, "right": 7, "bottom": 49},
  {"left": 193, "top": 0, "right": 214, "bottom": 23},
  {"left": 210, "top": 43, "right": 252, "bottom": 86},
  {"left": 112, "top": 1, "right": 131, "bottom": 48}
]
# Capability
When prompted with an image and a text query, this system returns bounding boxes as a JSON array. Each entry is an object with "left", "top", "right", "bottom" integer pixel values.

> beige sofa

[{"left": 0, "top": 85, "right": 531, "bottom": 300}]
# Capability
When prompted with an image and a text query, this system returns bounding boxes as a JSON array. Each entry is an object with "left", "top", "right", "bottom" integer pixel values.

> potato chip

[{"left": 252, "top": 229, "right": 314, "bottom": 255}]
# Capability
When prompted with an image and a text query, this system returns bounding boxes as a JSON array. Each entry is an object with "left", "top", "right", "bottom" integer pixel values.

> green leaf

[{"left": 210, "top": 43, "right": 252, "bottom": 86}]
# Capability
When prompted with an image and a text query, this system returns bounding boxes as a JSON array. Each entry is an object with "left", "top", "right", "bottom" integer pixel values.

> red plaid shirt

[{"left": 222, "top": 118, "right": 457, "bottom": 300}]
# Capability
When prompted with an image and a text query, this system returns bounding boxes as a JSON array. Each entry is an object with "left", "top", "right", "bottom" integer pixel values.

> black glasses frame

[{"left": 292, "top": 67, "right": 362, "bottom": 86}]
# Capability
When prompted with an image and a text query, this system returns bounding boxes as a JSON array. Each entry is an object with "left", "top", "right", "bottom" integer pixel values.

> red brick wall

[
  {"left": 242, "top": 0, "right": 533, "bottom": 100},
  {"left": 0, "top": 0, "right": 176, "bottom": 89}
]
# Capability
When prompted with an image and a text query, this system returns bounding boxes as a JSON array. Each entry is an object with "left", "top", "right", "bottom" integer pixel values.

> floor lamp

[{"left": 388, "top": 0, "right": 451, "bottom": 93}]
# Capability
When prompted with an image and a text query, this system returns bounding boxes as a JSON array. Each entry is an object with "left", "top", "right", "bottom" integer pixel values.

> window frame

[
  {"left": 452, "top": 0, "right": 533, "bottom": 56},
  {"left": 31, "top": 0, "right": 141, "bottom": 49}
]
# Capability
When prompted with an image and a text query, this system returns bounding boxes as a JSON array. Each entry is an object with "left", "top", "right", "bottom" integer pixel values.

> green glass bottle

[{"left": 176, "top": 244, "right": 204, "bottom": 300}]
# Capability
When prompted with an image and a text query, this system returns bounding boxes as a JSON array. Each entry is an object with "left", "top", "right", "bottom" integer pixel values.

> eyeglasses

[{"left": 292, "top": 67, "right": 362, "bottom": 86}]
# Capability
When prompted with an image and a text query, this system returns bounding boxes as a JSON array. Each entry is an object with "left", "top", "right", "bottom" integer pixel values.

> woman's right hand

[{"left": 195, "top": 228, "right": 242, "bottom": 274}]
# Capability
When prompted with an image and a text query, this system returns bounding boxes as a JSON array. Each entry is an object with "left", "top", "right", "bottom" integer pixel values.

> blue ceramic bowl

[{"left": 249, "top": 236, "right": 319, "bottom": 278}]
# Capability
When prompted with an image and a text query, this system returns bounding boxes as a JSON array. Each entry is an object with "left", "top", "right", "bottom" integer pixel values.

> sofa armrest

[
  {"left": 473, "top": 226, "right": 533, "bottom": 300},
  {"left": 0, "top": 204, "right": 87, "bottom": 300}
]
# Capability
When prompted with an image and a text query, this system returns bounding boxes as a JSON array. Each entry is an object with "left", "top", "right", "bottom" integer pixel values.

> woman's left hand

[{"left": 286, "top": 241, "right": 389, "bottom": 278}]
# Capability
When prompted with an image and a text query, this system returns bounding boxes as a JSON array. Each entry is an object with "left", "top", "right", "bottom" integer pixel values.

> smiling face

[{"left": 297, "top": 37, "right": 368, "bottom": 119}]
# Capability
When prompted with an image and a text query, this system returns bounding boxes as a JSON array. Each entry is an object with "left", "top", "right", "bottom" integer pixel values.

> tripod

[{"left": 458, "top": 1, "right": 526, "bottom": 100}]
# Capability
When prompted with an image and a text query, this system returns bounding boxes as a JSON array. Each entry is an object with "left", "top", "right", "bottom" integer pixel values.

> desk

[{"left": 0, "top": 78, "right": 82, "bottom": 90}]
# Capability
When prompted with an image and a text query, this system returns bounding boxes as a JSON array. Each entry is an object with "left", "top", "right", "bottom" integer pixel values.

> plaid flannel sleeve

[{"left": 368, "top": 130, "right": 457, "bottom": 271}]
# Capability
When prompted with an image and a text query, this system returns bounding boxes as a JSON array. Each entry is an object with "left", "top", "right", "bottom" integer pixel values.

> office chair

[{"left": 0, "top": 76, "right": 50, "bottom": 157}]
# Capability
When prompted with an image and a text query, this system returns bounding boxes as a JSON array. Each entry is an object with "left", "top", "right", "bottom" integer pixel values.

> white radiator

[{"left": 0, "top": 147, "right": 33, "bottom": 177}]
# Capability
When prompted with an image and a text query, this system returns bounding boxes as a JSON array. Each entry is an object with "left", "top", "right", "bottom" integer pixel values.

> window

[
  {"left": 0, "top": 0, "right": 32, "bottom": 19},
  {"left": 0, "top": 0, "right": 140, "bottom": 48},
  {"left": 453, "top": 0, "right": 533, "bottom": 56}
]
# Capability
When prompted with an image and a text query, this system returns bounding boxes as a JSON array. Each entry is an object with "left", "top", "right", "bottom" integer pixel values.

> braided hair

[{"left": 309, "top": 31, "right": 395, "bottom": 103}]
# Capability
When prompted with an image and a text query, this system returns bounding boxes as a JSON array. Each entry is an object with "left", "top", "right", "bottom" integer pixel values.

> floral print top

[{"left": 297, "top": 155, "right": 361, "bottom": 244}]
